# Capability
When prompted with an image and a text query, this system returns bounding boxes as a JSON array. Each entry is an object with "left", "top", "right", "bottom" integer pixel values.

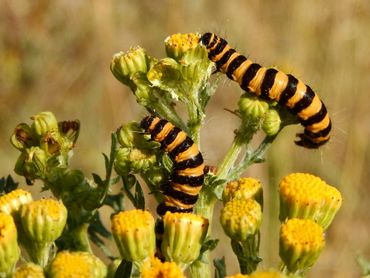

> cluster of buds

[
  {"left": 115, "top": 122, "right": 158, "bottom": 176},
  {"left": 278, "top": 173, "right": 342, "bottom": 275},
  {"left": 220, "top": 177, "right": 263, "bottom": 274},
  {"left": 238, "top": 95, "right": 283, "bottom": 138},
  {"left": 10, "top": 111, "right": 80, "bottom": 184},
  {"left": 111, "top": 33, "right": 215, "bottom": 139}
]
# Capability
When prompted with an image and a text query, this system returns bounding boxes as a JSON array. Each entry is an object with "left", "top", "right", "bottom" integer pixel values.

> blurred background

[{"left": 1, "top": 0, "right": 369, "bottom": 277}]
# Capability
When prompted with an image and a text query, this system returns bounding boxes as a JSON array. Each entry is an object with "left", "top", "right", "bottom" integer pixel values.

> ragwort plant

[{"left": 2, "top": 33, "right": 342, "bottom": 278}]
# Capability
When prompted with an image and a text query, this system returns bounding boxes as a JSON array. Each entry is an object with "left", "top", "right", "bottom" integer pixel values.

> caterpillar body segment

[
  {"left": 140, "top": 116, "right": 205, "bottom": 216},
  {"left": 200, "top": 32, "right": 331, "bottom": 148}
]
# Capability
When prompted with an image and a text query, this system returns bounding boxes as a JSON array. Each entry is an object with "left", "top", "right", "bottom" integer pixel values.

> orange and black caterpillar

[
  {"left": 200, "top": 32, "right": 331, "bottom": 148},
  {"left": 140, "top": 115, "right": 205, "bottom": 216}
]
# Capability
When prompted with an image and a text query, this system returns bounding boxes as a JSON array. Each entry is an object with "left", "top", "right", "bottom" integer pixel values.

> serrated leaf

[
  {"left": 114, "top": 260, "right": 132, "bottom": 278},
  {"left": 214, "top": 257, "right": 227, "bottom": 278}
]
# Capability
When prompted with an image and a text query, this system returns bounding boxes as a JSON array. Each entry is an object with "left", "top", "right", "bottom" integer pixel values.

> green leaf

[
  {"left": 105, "top": 192, "right": 125, "bottom": 212},
  {"left": 114, "top": 260, "right": 132, "bottom": 278},
  {"left": 357, "top": 255, "right": 370, "bottom": 275},
  {"left": 214, "top": 257, "right": 227, "bottom": 278},
  {"left": 92, "top": 173, "right": 103, "bottom": 186},
  {"left": 200, "top": 238, "right": 219, "bottom": 255},
  {"left": 134, "top": 180, "right": 145, "bottom": 209},
  {"left": 0, "top": 175, "right": 19, "bottom": 193}
]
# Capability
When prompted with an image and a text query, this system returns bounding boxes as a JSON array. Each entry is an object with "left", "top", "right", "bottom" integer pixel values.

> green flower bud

[
  {"left": 110, "top": 47, "right": 155, "bottom": 91},
  {"left": 279, "top": 173, "right": 342, "bottom": 230},
  {"left": 47, "top": 251, "right": 107, "bottom": 278},
  {"left": 111, "top": 210, "right": 156, "bottom": 268},
  {"left": 10, "top": 123, "right": 37, "bottom": 150},
  {"left": 19, "top": 199, "right": 67, "bottom": 266},
  {"left": 141, "top": 166, "right": 167, "bottom": 187},
  {"left": 0, "top": 189, "right": 33, "bottom": 215},
  {"left": 279, "top": 218, "right": 325, "bottom": 274},
  {"left": 147, "top": 58, "right": 182, "bottom": 99},
  {"left": 13, "top": 263, "right": 45, "bottom": 278},
  {"left": 114, "top": 147, "right": 157, "bottom": 175},
  {"left": 0, "top": 212, "right": 20, "bottom": 276},
  {"left": 31, "top": 112, "right": 59, "bottom": 137},
  {"left": 117, "top": 121, "right": 151, "bottom": 149},
  {"left": 238, "top": 95, "right": 269, "bottom": 121},
  {"left": 58, "top": 120, "right": 80, "bottom": 146},
  {"left": 161, "top": 212, "right": 209, "bottom": 270},
  {"left": 39, "top": 131, "right": 62, "bottom": 155},
  {"left": 220, "top": 199, "right": 262, "bottom": 242},
  {"left": 14, "top": 147, "right": 48, "bottom": 182},
  {"left": 262, "top": 109, "right": 281, "bottom": 136},
  {"left": 223, "top": 177, "right": 263, "bottom": 209},
  {"left": 165, "top": 33, "right": 200, "bottom": 62}
]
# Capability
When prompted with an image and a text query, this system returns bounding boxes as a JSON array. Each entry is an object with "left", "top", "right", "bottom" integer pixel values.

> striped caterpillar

[
  {"left": 200, "top": 32, "right": 331, "bottom": 148},
  {"left": 140, "top": 116, "right": 205, "bottom": 216}
]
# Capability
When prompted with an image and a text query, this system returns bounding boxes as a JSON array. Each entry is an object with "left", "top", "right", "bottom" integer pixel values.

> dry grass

[{"left": 1, "top": 1, "right": 369, "bottom": 277}]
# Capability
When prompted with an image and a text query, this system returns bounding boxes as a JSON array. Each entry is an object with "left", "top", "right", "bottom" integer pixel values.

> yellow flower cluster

[
  {"left": 141, "top": 256, "right": 185, "bottom": 278},
  {"left": 47, "top": 251, "right": 106, "bottom": 278},
  {"left": 0, "top": 189, "right": 32, "bottom": 215},
  {"left": 161, "top": 212, "right": 209, "bottom": 268},
  {"left": 220, "top": 199, "right": 262, "bottom": 242},
  {"left": 279, "top": 218, "right": 325, "bottom": 273},
  {"left": 279, "top": 172, "right": 342, "bottom": 229},
  {"left": 223, "top": 177, "right": 263, "bottom": 207},
  {"left": 111, "top": 209, "right": 155, "bottom": 266}
]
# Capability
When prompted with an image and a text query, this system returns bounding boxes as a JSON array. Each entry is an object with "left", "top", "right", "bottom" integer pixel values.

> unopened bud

[{"left": 31, "top": 112, "right": 59, "bottom": 137}]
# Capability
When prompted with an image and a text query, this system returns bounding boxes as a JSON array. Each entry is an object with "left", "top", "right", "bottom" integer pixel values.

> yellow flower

[
  {"left": 165, "top": 33, "right": 200, "bottom": 61},
  {"left": 220, "top": 199, "right": 262, "bottom": 242},
  {"left": 0, "top": 189, "right": 33, "bottom": 215},
  {"left": 13, "top": 263, "right": 45, "bottom": 278},
  {"left": 223, "top": 177, "right": 263, "bottom": 207},
  {"left": 161, "top": 212, "right": 209, "bottom": 269},
  {"left": 111, "top": 209, "right": 155, "bottom": 267},
  {"left": 141, "top": 256, "right": 185, "bottom": 278},
  {"left": 0, "top": 212, "right": 20, "bottom": 275},
  {"left": 279, "top": 218, "right": 324, "bottom": 273},
  {"left": 19, "top": 199, "right": 67, "bottom": 266},
  {"left": 279, "top": 173, "right": 342, "bottom": 230},
  {"left": 47, "top": 251, "right": 107, "bottom": 278}
]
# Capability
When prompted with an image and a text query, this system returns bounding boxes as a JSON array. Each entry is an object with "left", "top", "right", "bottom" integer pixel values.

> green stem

[
  {"left": 229, "top": 134, "right": 277, "bottom": 180},
  {"left": 26, "top": 242, "right": 53, "bottom": 268},
  {"left": 70, "top": 223, "right": 92, "bottom": 252},
  {"left": 216, "top": 135, "right": 244, "bottom": 180},
  {"left": 188, "top": 259, "right": 212, "bottom": 278},
  {"left": 153, "top": 98, "right": 187, "bottom": 132}
]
